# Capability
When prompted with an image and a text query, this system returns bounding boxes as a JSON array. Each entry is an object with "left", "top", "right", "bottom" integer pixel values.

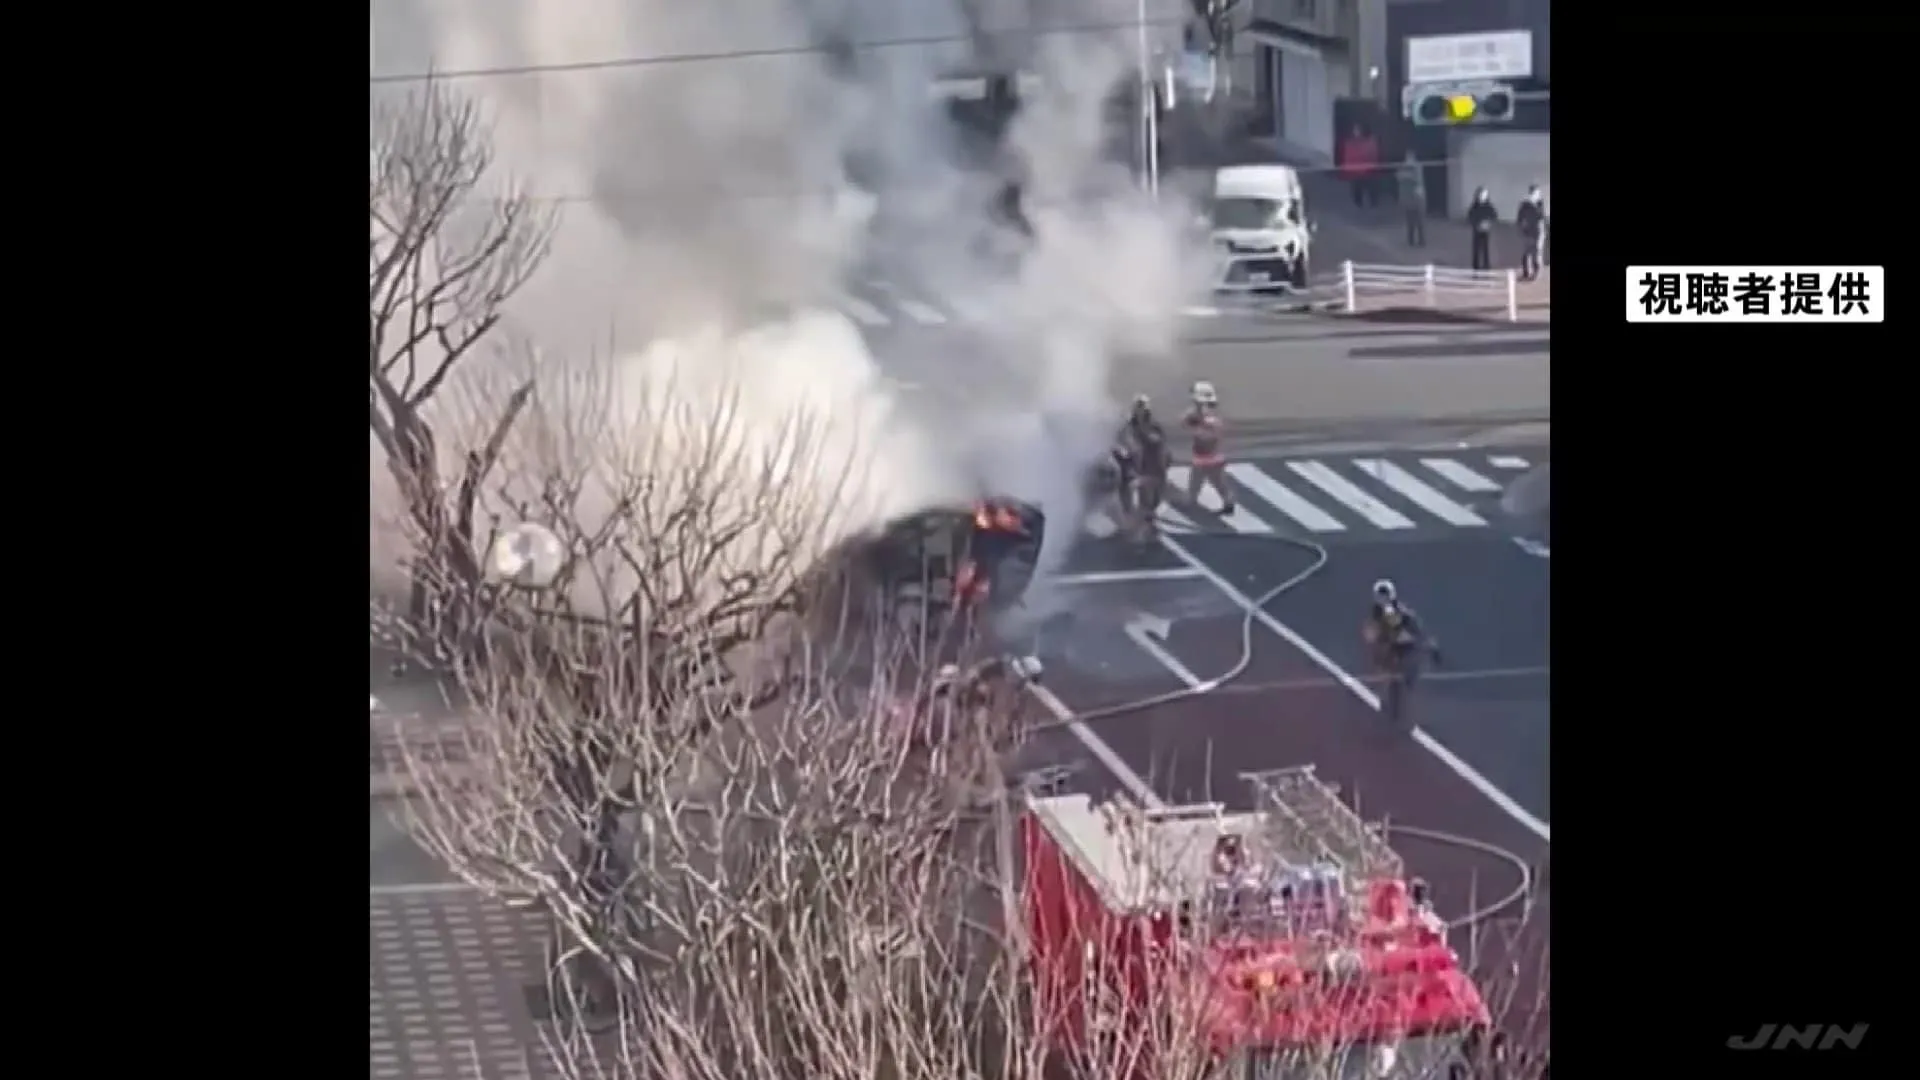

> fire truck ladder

[{"left": 1241, "top": 766, "right": 1404, "bottom": 885}]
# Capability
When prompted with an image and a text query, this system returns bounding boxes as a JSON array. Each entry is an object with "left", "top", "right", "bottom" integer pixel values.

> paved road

[{"left": 1029, "top": 442, "right": 1551, "bottom": 1040}]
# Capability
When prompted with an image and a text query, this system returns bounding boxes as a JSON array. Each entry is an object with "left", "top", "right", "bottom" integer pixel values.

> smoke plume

[{"left": 370, "top": 0, "right": 1209, "bottom": 602}]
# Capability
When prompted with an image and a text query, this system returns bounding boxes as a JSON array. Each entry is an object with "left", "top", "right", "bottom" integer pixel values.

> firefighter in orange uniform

[{"left": 1183, "top": 380, "right": 1236, "bottom": 515}]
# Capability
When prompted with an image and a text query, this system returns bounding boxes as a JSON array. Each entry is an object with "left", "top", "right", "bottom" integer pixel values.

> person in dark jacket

[
  {"left": 1515, "top": 185, "right": 1546, "bottom": 281},
  {"left": 1466, "top": 188, "right": 1497, "bottom": 272},
  {"left": 1396, "top": 152, "right": 1427, "bottom": 247}
]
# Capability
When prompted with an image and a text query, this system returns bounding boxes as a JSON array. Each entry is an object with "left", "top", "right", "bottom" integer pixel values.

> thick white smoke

[{"left": 370, "top": 0, "right": 1209, "bottom": 604}]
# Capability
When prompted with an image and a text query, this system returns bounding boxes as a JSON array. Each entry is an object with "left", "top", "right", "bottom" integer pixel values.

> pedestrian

[
  {"left": 1466, "top": 187, "right": 1497, "bottom": 272},
  {"left": 1182, "top": 380, "right": 1236, "bottom": 514},
  {"left": 1338, "top": 125, "right": 1379, "bottom": 208},
  {"left": 1515, "top": 184, "right": 1546, "bottom": 281},
  {"left": 1397, "top": 151, "right": 1427, "bottom": 247}
]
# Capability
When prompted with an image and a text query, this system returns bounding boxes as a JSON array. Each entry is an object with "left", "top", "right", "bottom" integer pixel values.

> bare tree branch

[{"left": 370, "top": 77, "right": 557, "bottom": 643}]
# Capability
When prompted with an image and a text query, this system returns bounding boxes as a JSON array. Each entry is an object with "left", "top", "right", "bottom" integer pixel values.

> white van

[{"left": 1210, "top": 165, "right": 1311, "bottom": 292}]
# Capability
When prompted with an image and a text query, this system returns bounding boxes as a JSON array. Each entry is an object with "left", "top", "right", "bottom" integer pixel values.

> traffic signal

[{"left": 1408, "top": 84, "right": 1514, "bottom": 127}]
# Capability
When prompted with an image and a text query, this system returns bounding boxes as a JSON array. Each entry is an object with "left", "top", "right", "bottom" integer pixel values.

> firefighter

[
  {"left": 1183, "top": 380, "right": 1236, "bottom": 515},
  {"left": 1132, "top": 422, "right": 1171, "bottom": 540},
  {"left": 1124, "top": 393, "right": 1156, "bottom": 444},
  {"left": 1108, "top": 439, "right": 1137, "bottom": 522},
  {"left": 1111, "top": 395, "right": 1158, "bottom": 525}
]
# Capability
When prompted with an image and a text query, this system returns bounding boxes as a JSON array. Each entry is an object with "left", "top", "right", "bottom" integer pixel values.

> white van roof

[{"left": 1215, "top": 164, "right": 1302, "bottom": 200}]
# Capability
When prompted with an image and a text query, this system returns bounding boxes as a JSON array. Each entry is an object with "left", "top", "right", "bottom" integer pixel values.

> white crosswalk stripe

[
  {"left": 1071, "top": 449, "right": 1544, "bottom": 543},
  {"left": 868, "top": 281, "right": 948, "bottom": 325},
  {"left": 837, "top": 293, "right": 889, "bottom": 327},
  {"left": 1225, "top": 463, "right": 1346, "bottom": 532},
  {"left": 1166, "top": 467, "right": 1270, "bottom": 533},
  {"left": 1286, "top": 460, "right": 1417, "bottom": 530},
  {"left": 1353, "top": 459, "right": 1487, "bottom": 527},
  {"left": 942, "top": 291, "right": 995, "bottom": 323},
  {"left": 1421, "top": 457, "right": 1503, "bottom": 493},
  {"left": 841, "top": 283, "right": 1235, "bottom": 328}
]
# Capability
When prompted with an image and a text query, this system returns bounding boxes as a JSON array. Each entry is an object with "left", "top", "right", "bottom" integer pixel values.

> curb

[{"left": 1334, "top": 306, "right": 1552, "bottom": 327}]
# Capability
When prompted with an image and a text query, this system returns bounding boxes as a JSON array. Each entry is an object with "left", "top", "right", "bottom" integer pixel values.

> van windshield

[{"left": 1213, "top": 197, "right": 1300, "bottom": 230}]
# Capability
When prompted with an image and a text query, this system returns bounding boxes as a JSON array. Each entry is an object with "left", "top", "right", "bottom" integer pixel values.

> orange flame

[{"left": 973, "top": 502, "right": 1024, "bottom": 534}]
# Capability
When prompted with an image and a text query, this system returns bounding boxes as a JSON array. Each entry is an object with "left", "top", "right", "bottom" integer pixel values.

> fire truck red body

[{"left": 1020, "top": 766, "right": 1492, "bottom": 1079}]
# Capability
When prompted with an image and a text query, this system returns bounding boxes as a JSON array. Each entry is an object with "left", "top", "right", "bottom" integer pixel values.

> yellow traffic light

[{"left": 1409, "top": 85, "right": 1515, "bottom": 127}]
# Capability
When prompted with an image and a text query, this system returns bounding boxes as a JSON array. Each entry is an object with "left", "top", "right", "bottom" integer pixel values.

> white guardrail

[{"left": 1339, "top": 260, "right": 1524, "bottom": 322}]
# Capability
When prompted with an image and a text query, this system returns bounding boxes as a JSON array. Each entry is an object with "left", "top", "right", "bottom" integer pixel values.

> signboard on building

[{"left": 1406, "top": 31, "right": 1534, "bottom": 85}]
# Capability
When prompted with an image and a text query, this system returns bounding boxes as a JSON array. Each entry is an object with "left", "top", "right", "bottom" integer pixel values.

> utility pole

[{"left": 1137, "top": 0, "right": 1159, "bottom": 196}]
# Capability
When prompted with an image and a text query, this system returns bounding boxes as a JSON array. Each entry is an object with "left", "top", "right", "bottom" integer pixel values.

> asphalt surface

[{"left": 1027, "top": 442, "right": 1552, "bottom": 1041}]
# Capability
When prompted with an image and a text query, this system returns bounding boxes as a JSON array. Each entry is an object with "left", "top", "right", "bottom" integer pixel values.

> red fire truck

[{"left": 1020, "top": 766, "right": 1491, "bottom": 1079}]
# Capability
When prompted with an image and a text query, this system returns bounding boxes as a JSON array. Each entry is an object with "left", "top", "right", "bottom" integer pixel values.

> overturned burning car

[{"left": 855, "top": 496, "right": 1047, "bottom": 617}]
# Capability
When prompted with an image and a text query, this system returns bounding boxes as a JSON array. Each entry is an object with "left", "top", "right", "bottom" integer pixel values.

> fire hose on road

[{"left": 1012, "top": 523, "right": 1536, "bottom": 933}]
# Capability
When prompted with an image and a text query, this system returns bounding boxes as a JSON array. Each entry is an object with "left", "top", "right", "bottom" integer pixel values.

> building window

[{"left": 1291, "top": 0, "right": 1317, "bottom": 19}]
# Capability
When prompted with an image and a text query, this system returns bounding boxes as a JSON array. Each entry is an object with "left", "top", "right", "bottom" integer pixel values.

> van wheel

[{"left": 1288, "top": 257, "right": 1309, "bottom": 290}]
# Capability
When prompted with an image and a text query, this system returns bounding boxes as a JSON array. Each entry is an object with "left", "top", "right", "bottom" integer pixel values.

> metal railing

[{"left": 1339, "top": 260, "right": 1523, "bottom": 322}]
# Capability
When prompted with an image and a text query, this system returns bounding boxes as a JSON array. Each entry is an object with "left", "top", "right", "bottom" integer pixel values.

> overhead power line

[{"left": 368, "top": 15, "right": 1192, "bottom": 86}]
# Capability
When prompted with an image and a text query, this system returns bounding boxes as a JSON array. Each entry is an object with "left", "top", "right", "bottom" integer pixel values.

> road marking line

[
  {"left": 1355, "top": 459, "right": 1487, "bottom": 527},
  {"left": 1421, "top": 457, "right": 1503, "bottom": 493},
  {"left": 1182, "top": 304, "right": 1222, "bottom": 318},
  {"left": 941, "top": 291, "right": 993, "bottom": 323},
  {"left": 869, "top": 281, "right": 948, "bottom": 325},
  {"left": 1089, "top": 505, "right": 1198, "bottom": 536},
  {"left": 1152, "top": 531, "right": 1552, "bottom": 843},
  {"left": 1488, "top": 455, "right": 1532, "bottom": 470},
  {"left": 1286, "top": 460, "right": 1416, "bottom": 530},
  {"left": 1168, "top": 466, "right": 1271, "bottom": 533},
  {"left": 1124, "top": 622, "right": 1214, "bottom": 692},
  {"left": 1157, "top": 502, "right": 1199, "bottom": 533},
  {"left": 1056, "top": 568, "right": 1204, "bottom": 586},
  {"left": 1025, "top": 681, "right": 1163, "bottom": 808},
  {"left": 1226, "top": 463, "right": 1347, "bottom": 532},
  {"left": 837, "top": 293, "right": 889, "bottom": 326}
]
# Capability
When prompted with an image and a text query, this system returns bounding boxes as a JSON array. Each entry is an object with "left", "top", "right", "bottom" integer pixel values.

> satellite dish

[{"left": 486, "top": 522, "right": 566, "bottom": 588}]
